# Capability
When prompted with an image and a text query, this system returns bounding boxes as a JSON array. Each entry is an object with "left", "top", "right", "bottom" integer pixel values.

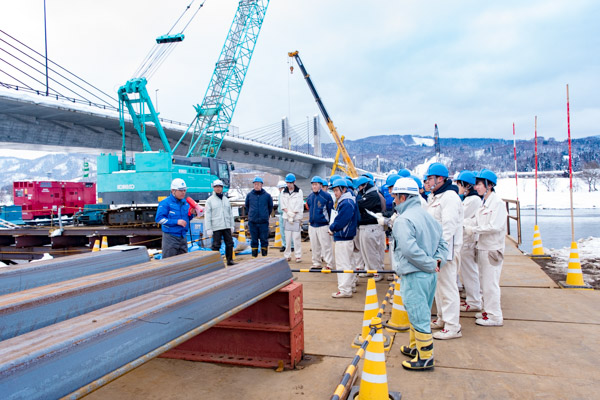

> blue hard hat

[
  {"left": 331, "top": 178, "right": 348, "bottom": 189},
  {"left": 321, "top": 178, "right": 329, "bottom": 186},
  {"left": 311, "top": 175, "right": 323, "bottom": 184},
  {"left": 385, "top": 173, "right": 401, "bottom": 188},
  {"left": 252, "top": 176, "right": 263, "bottom": 183},
  {"left": 410, "top": 175, "right": 423, "bottom": 190},
  {"left": 362, "top": 172, "right": 374, "bottom": 180},
  {"left": 476, "top": 169, "right": 497, "bottom": 185},
  {"left": 425, "top": 162, "right": 449, "bottom": 178},
  {"left": 345, "top": 177, "right": 354, "bottom": 188},
  {"left": 330, "top": 174, "right": 342, "bottom": 183},
  {"left": 456, "top": 170, "right": 476, "bottom": 185},
  {"left": 355, "top": 176, "right": 369, "bottom": 188},
  {"left": 285, "top": 173, "right": 296, "bottom": 183},
  {"left": 398, "top": 168, "right": 411, "bottom": 178}
]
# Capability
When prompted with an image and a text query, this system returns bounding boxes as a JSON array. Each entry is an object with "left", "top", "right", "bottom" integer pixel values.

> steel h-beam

[
  {"left": 0, "top": 251, "right": 225, "bottom": 340},
  {"left": 0, "top": 257, "right": 293, "bottom": 399},
  {"left": 0, "top": 245, "right": 149, "bottom": 295}
]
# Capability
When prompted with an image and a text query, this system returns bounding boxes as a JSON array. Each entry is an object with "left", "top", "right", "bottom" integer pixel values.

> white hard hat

[
  {"left": 212, "top": 179, "right": 224, "bottom": 187},
  {"left": 171, "top": 178, "right": 187, "bottom": 190},
  {"left": 392, "top": 177, "right": 419, "bottom": 195},
  {"left": 277, "top": 180, "right": 286, "bottom": 188}
]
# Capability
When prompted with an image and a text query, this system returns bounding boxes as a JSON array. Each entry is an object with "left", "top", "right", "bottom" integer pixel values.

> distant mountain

[{"left": 321, "top": 134, "right": 600, "bottom": 174}]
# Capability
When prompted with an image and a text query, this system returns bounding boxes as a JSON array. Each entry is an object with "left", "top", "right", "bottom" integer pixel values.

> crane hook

[{"left": 290, "top": 66, "right": 294, "bottom": 74}]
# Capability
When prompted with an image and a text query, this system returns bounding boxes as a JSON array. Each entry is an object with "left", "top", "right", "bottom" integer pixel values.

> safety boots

[
  {"left": 251, "top": 248, "right": 258, "bottom": 258},
  {"left": 402, "top": 330, "right": 434, "bottom": 371},
  {"left": 400, "top": 326, "right": 417, "bottom": 358},
  {"left": 261, "top": 247, "right": 268, "bottom": 257}
]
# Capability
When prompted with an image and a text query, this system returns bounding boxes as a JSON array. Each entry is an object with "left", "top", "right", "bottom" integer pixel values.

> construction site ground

[{"left": 88, "top": 239, "right": 600, "bottom": 399}]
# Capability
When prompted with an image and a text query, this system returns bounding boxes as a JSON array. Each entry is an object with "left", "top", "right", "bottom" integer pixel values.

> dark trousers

[
  {"left": 162, "top": 232, "right": 188, "bottom": 259},
  {"left": 248, "top": 221, "right": 269, "bottom": 250},
  {"left": 212, "top": 228, "right": 234, "bottom": 262}
]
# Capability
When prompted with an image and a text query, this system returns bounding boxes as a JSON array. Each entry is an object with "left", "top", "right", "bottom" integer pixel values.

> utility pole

[{"left": 44, "top": 0, "right": 49, "bottom": 96}]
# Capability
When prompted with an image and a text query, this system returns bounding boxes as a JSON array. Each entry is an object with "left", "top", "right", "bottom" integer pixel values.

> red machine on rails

[{"left": 13, "top": 181, "right": 96, "bottom": 220}]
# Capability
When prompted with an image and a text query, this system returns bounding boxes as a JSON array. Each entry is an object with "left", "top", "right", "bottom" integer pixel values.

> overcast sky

[{"left": 1, "top": 0, "right": 598, "bottom": 143}]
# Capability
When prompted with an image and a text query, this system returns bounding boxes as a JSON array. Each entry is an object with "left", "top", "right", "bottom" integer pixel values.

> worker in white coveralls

[
  {"left": 425, "top": 162, "right": 464, "bottom": 340},
  {"left": 328, "top": 179, "right": 359, "bottom": 298},
  {"left": 464, "top": 169, "right": 507, "bottom": 326},
  {"left": 280, "top": 173, "right": 304, "bottom": 262},
  {"left": 306, "top": 176, "right": 334, "bottom": 269},
  {"left": 456, "top": 170, "right": 483, "bottom": 312},
  {"left": 355, "top": 176, "right": 385, "bottom": 282},
  {"left": 390, "top": 177, "right": 448, "bottom": 371}
]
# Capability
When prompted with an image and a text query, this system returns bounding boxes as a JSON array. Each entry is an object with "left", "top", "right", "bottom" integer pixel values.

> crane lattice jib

[{"left": 184, "top": 0, "right": 269, "bottom": 158}]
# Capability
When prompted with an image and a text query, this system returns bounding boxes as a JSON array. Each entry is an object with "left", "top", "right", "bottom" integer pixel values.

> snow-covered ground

[
  {"left": 541, "top": 236, "right": 600, "bottom": 288},
  {"left": 495, "top": 176, "right": 599, "bottom": 209}
]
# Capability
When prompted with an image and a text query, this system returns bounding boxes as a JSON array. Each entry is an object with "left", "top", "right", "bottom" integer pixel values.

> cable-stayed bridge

[{"left": 0, "top": 29, "right": 338, "bottom": 184}]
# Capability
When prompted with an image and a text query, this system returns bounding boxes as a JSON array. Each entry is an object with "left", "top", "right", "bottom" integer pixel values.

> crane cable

[{"left": 132, "top": 0, "right": 208, "bottom": 80}]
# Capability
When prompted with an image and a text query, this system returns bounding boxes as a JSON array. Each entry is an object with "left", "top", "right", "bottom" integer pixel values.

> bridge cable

[{"left": 0, "top": 29, "right": 116, "bottom": 105}]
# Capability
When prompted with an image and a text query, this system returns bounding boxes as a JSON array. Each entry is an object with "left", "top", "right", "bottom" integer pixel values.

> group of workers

[
  {"left": 296, "top": 162, "right": 507, "bottom": 371},
  {"left": 155, "top": 162, "right": 507, "bottom": 372}
]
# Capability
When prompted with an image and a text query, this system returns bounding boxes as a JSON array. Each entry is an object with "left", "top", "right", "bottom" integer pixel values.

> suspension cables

[{"left": 132, "top": 0, "right": 207, "bottom": 80}]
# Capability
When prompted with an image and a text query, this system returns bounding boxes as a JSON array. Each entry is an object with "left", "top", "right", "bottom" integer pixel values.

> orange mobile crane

[{"left": 288, "top": 51, "right": 358, "bottom": 178}]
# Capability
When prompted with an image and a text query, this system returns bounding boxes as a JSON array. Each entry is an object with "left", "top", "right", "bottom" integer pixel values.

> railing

[
  {"left": 503, "top": 199, "right": 521, "bottom": 245},
  {"left": 1, "top": 82, "right": 323, "bottom": 155}
]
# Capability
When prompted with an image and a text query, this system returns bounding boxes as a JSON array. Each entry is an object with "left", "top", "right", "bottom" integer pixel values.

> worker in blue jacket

[
  {"left": 156, "top": 178, "right": 192, "bottom": 258},
  {"left": 306, "top": 176, "right": 334, "bottom": 269},
  {"left": 328, "top": 179, "right": 359, "bottom": 298},
  {"left": 244, "top": 176, "right": 273, "bottom": 257}
]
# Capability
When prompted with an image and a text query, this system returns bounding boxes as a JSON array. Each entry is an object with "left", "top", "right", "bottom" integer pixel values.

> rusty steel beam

[
  {"left": 0, "top": 257, "right": 293, "bottom": 400},
  {"left": 0, "top": 245, "right": 149, "bottom": 295},
  {"left": 0, "top": 251, "right": 225, "bottom": 340}
]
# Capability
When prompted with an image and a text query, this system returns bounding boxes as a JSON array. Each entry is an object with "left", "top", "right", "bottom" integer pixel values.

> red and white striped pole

[
  {"left": 566, "top": 84, "right": 574, "bottom": 243},
  {"left": 534, "top": 116, "right": 538, "bottom": 226},
  {"left": 512, "top": 122, "right": 519, "bottom": 203}
]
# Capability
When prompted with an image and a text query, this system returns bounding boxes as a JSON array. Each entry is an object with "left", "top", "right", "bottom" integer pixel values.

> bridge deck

[{"left": 87, "top": 239, "right": 599, "bottom": 399}]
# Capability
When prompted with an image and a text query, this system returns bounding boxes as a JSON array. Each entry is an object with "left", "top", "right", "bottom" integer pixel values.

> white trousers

[
  {"left": 459, "top": 243, "right": 482, "bottom": 309},
  {"left": 359, "top": 224, "right": 384, "bottom": 270},
  {"left": 434, "top": 252, "right": 462, "bottom": 332},
  {"left": 308, "top": 225, "right": 334, "bottom": 268},
  {"left": 284, "top": 229, "right": 302, "bottom": 259},
  {"left": 353, "top": 230, "right": 365, "bottom": 269},
  {"left": 478, "top": 249, "right": 504, "bottom": 321},
  {"left": 335, "top": 240, "right": 355, "bottom": 295}
]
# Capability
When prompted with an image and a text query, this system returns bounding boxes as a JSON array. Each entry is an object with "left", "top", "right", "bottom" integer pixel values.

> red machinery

[{"left": 13, "top": 181, "right": 96, "bottom": 220}]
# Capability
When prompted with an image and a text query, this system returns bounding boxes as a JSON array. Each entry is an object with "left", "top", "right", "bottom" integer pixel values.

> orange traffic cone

[
  {"left": 100, "top": 236, "right": 108, "bottom": 250},
  {"left": 348, "top": 317, "right": 402, "bottom": 400},
  {"left": 530, "top": 225, "right": 550, "bottom": 258},
  {"left": 383, "top": 280, "right": 410, "bottom": 332},
  {"left": 273, "top": 221, "right": 282, "bottom": 248},
  {"left": 238, "top": 219, "right": 247, "bottom": 243},
  {"left": 91, "top": 239, "right": 100, "bottom": 252},
  {"left": 352, "top": 279, "right": 392, "bottom": 350},
  {"left": 559, "top": 242, "right": 593, "bottom": 290}
]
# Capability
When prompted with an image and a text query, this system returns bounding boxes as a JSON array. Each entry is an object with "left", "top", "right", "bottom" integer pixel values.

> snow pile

[{"left": 544, "top": 236, "right": 600, "bottom": 288}]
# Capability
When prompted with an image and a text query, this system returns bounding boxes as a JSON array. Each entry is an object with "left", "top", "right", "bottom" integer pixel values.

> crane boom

[
  {"left": 175, "top": 0, "right": 270, "bottom": 158},
  {"left": 288, "top": 51, "right": 358, "bottom": 178}
]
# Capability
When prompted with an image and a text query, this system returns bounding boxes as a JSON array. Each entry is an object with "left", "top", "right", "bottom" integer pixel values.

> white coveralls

[
  {"left": 427, "top": 188, "right": 464, "bottom": 333},
  {"left": 459, "top": 194, "right": 483, "bottom": 309},
  {"left": 466, "top": 191, "right": 507, "bottom": 323},
  {"left": 281, "top": 187, "right": 304, "bottom": 260}
]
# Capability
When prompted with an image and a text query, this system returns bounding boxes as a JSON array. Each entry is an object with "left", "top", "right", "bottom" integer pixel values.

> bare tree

[
  {"left": 580, "top": 161, "right": 600, "bottom": 192},
  {"left": 540, "top": 175, "right": 556, "bottom": 192}
]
